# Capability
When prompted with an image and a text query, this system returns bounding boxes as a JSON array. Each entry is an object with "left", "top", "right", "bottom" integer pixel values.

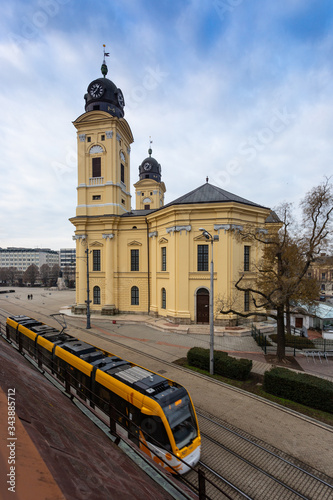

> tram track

[
  {"left": 0, "top": 302, "right": 331, "bottom": 434},
  {"left": 70, "top": 323, "right": 333, "bottom": 499},
  {"left": 185, "top": 409, "right": 333, "bottom": 499},
  {"left": 1, "top": 306, "right": 333, "bottom": 499}
]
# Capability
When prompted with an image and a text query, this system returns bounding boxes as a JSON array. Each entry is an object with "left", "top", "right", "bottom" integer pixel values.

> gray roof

[
  {"left": 121, "top": 182, "right": 271, "bottom": 218},
  {"left": 121, "top": 209, "right": 156, "bottom": 217},
  {"left": 265, "top": 210, "right": 281, "bottom": 223},
  {"left": 295, "top": 302, "right": 333, "bottom": 320},
  {"left": 164, "top": 182, "right": 268, "bottom": 209}
]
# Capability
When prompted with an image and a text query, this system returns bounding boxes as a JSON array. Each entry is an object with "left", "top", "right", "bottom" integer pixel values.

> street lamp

[{"left": 199, "top": 228, "right": 219, "bottom": 375}]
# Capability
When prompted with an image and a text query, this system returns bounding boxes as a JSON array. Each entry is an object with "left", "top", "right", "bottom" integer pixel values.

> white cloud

[{"left": 0, "top": 1, "right": 332, "bottom": 250}]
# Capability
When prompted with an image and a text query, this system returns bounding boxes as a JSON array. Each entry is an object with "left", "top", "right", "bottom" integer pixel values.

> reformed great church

[{"left": 70, "top": 57, "right": 277, "bottom": 325}]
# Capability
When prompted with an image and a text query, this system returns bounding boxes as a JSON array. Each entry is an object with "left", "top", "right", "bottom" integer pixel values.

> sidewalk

[
  {"left": 60, "top": 307, "right": 333, "bottom": 383},
  {"left": 1, "top": 286, "right": 331, "bottom": 383}
]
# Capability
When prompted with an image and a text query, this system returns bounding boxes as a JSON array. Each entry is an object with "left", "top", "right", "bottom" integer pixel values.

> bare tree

[
  {"left": 6, "top": 267, "right": 18, "bottom": 286},
  {"left": 23, "top": 264, "right": 39, "bottom": 286},
  {"left": 0, "top": 268, "right": 9, "bottom": 285},
  {"left": 218, "top": 179, "right": 332, "bottom": 360},
  {"left": 40, "top": 264, "right": 50, "bottom": 286},
  {"left": 50, "top": 264, "right": 61, "bottom": 286}
]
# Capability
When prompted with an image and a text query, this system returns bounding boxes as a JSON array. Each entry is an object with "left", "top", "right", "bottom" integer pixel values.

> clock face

[
  {"left": 143, "top": 162, "right": 151, "bottom": 171},
  {"left": 117, "top": 89, "right": 125, "bottom": 107},
  {"left": 89, "top": 83, "right": 104, "bottom": 98}
]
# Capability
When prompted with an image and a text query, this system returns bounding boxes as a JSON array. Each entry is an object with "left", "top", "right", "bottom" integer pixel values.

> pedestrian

[{"left": 301, "top": 325, "right": 308, "bottom": 338}]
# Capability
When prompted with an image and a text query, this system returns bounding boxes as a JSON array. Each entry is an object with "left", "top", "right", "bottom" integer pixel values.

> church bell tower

[
  {"left": 72, "top": 48, "right": 134, "bottom": 218},
  {"left": 70, "top": 48, "right": 134, "bottom": 315},
  {"left": 134, "top": 142, "right": 166, "bottom": 210}
]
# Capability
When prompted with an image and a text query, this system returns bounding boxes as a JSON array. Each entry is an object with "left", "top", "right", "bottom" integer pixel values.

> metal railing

[
  {"left": 251, "top": 324, "right": 268, "bottom": 354},
  {"left": 251, "top": 323, "right": 333, "bottom": 357}
]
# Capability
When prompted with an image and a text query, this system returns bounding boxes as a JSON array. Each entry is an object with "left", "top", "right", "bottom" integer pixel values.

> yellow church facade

[{"left": 70, "top": 62, "right": 274, "bottom": 325}]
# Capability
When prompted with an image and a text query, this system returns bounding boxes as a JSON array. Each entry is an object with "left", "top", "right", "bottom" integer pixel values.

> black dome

[
  {"left": 139, "top": 155, "right": 162, "bottom": 182},
  {"left": 84, "top": 77, "right": 125, "bottom": 118}
]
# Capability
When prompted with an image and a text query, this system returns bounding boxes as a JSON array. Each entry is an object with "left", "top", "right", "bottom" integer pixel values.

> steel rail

[
  {"left": 197, "top": 460, "right": 252, "bottom": 500},
  {"left": 197, "top": 410, "right": 333, "bottom": 490},
  {"left": 200, "top": 431, "right": 310, "bottom": 500}
]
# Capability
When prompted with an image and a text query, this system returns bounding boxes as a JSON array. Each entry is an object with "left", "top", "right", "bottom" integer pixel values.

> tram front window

[{"left": 163, "top": 394, "right": 197, "bottom": 449}]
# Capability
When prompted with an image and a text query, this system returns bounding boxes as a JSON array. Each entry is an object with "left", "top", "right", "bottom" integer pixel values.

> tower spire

[
  {"left": 101, "top": 44, "right": 109, "bottom": 78},
  {"left": 148, "top": 136, "right": 153, "bottom": 156}
]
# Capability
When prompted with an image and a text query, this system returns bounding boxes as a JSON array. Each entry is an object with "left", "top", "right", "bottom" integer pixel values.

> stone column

[
  {"left": 72, "top": 235, "right": 87, "bottom": 314},
  {"left": 102, "top": 234, "right": 116, "bottom": 315}
]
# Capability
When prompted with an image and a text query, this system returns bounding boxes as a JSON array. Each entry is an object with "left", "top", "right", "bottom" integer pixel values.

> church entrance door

[{"left": 196, "top": 288, "right": 209, "bottom": 324}]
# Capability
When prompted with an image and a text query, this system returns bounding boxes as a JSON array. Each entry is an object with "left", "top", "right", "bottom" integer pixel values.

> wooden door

[
  {"left": 295, "top": 317, "right": 303, "bottom": 328},
  {"left": 197, "top": 288, "right": 209, "bottom": 323}
]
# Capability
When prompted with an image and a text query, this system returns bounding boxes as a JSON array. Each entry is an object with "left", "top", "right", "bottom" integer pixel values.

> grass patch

[{"left": 174, "top": 357, "right": 333, "bottom": 427}]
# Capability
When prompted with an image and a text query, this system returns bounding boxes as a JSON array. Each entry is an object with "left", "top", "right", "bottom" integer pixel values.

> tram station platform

[{"left": 0, "top": 337, "right": 178, "bottom": 500}]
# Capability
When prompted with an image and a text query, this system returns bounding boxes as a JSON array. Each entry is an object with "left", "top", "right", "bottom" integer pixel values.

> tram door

[{"left": 196, "top": 288, "right": 209, "bottom": 324}]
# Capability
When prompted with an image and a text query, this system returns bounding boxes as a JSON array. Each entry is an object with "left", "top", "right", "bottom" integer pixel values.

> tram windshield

[{"left": 163, "top": 394, "right": 198, "bottom": 450}]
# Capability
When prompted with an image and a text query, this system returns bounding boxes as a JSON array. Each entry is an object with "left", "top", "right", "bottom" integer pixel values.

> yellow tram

[{"left": 6, "top": 315, "right": 201, "bottom": 474}]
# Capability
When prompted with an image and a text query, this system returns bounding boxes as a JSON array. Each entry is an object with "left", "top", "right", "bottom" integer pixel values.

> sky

[{"left": 1, "top": 0, "right": 333, "bottom": 250}]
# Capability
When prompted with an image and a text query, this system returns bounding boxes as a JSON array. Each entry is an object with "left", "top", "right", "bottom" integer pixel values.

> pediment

[
  {"left": 73, "top": 110, "right": 114, "bottom": 125},
  {"left": 158, "top": 237, "right": 168, "bottom": 244},
  {"left": 90, "top": 241, "right": 103, "bottom": 247},
  {"left": 127, "top": 240, "right": 142, "bottom": 247},
  {"left": 193, "top": 234, "right": 208, "bottom": 241},
  {"left": 73, "top": 113, "right": 134, "bottom": 143},
  {"left": 134, "top": 178, "right": 160, "bottom": 187}
]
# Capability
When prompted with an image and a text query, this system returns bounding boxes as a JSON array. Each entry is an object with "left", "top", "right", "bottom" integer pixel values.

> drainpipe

[{"left": 145, "top": 218, "right": 150, "bottom": 314}]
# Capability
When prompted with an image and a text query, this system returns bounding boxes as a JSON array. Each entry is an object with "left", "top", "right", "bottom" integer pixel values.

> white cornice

[{"left": 166, "top": 225, "right": 191, "bottom": 235}]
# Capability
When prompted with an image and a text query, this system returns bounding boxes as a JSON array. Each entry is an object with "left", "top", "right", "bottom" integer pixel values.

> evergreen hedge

[
  {"left": 269, "top": 334, "right": 314, "bottom": 349},
  {"left": 187, "top": 347, "right": 252, "bottom": 381},
  {"left": 263, "top": 367, "right": 333, "bottom": 414}
]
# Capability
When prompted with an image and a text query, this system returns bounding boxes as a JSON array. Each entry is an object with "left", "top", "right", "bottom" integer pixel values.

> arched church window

[
  {"left": 92, "top": 157, "right": 101, "bottom": 177},
  {"left": 161, "top": 288, "right": 166, "bottom": 309},
  {"left": 93, "top": 286, "right": 101, "bottom": 304},
  {"left": 131, "top": 286, "right": 139, "bottom": 305}
]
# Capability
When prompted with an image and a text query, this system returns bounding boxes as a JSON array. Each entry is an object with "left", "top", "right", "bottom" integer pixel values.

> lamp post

[{"left": 199, "top": 228, "right": 219, "bottom": 375}]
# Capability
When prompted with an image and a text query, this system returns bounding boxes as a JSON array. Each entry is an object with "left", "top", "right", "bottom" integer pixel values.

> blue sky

[{"left": 1, "top": 0, "right": 333, "bottom": 249}]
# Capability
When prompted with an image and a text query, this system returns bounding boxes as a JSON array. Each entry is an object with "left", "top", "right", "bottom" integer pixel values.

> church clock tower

[
  {"left": 73, "top": 50, "right": 134, "bottom": 218},
  {"left": 134, "top": 144, "right": 166, "bottom": 210},
  {"left": 70, "top": 48, "right": 134, "bottom": 315}
]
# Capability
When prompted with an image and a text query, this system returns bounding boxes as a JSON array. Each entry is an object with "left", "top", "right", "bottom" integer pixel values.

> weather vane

[
  {"left": 148, "top": 136, "right": 153, "bottom": 156},
  {"left": 101, "top": 44, "right": 110, "bottom": 78}
]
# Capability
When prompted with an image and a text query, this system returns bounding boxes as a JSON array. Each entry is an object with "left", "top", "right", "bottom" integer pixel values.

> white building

[
  {"left": 290, "top": 302, "right": 333, "bottom": 333},
  {"left": 59, "top": 248, "right": 76, "bottom": 272},
  {"left": 0, "top": 248, "right": 59, "bottom": 272}
]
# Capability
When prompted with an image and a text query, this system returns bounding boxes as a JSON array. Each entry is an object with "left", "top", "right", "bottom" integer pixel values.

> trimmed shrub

[
  {"left": 187, "top": 347, "right": 252, "bottom": 381},
  {"left": 269, "top": 334, "right": 314, "bottom": 349},
  {"left": 263, "top": 367, "right": 333, "bottom": 414},
  {"left": 187, "top": 347, "right": 210, "bottom": 371}
]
